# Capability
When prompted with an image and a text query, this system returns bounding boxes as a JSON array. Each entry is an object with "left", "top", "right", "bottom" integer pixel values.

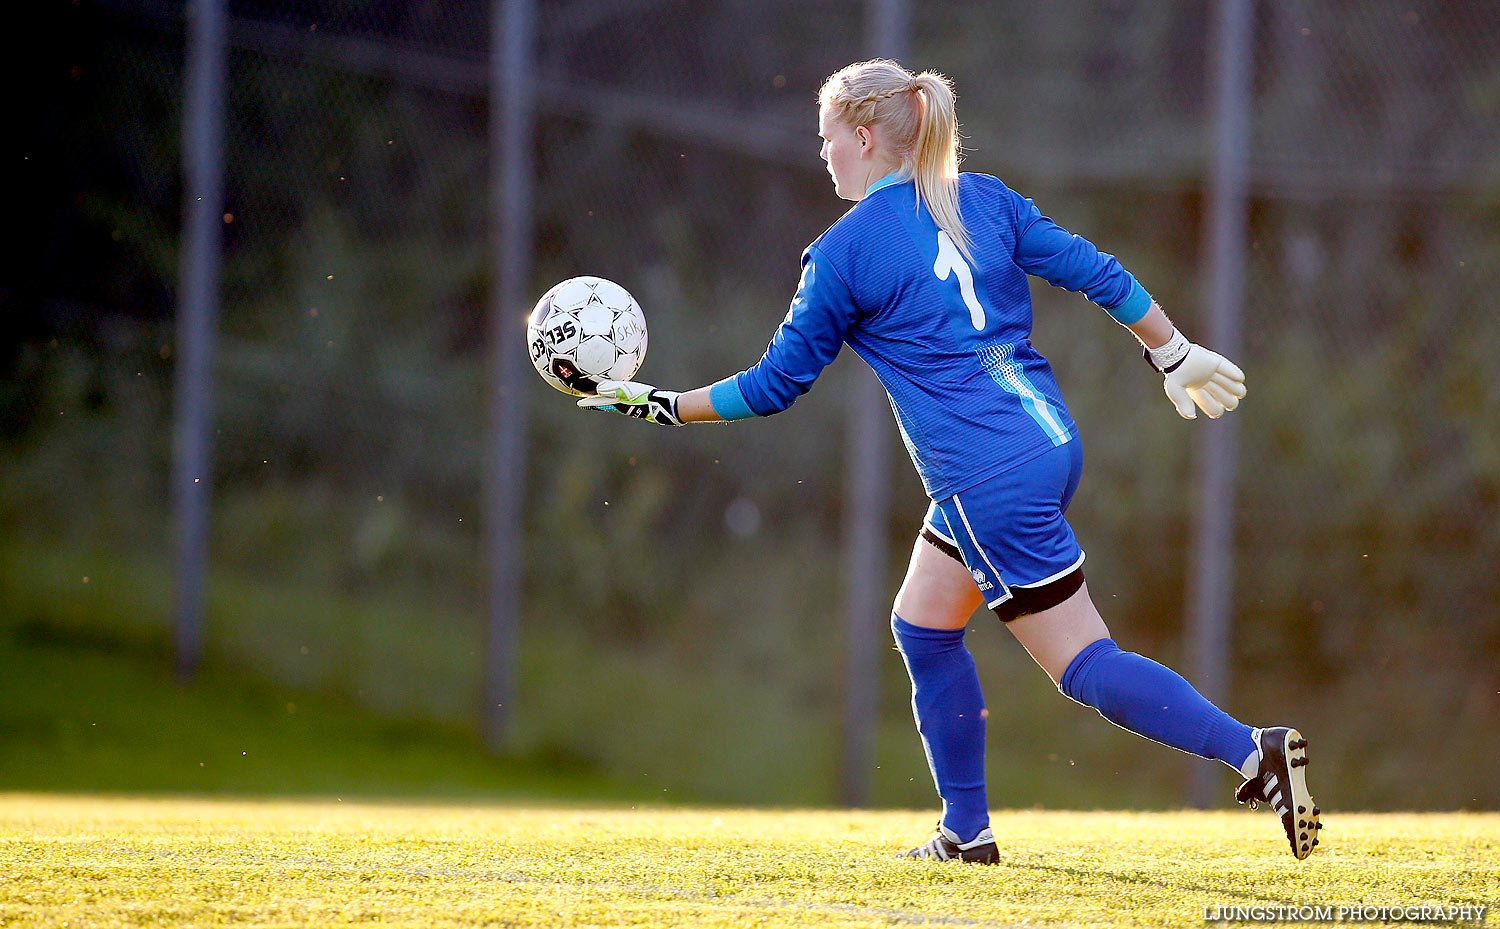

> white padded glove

[{"left": 1146, "top": 329, "right": 1247, "bottom": 420}]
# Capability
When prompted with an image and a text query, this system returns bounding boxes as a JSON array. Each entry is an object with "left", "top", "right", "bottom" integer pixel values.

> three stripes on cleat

[{"left": 1237, "top": 727, "right": 1322, "bottom": 860}]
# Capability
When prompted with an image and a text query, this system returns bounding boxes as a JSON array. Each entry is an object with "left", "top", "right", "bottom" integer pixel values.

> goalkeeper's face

[{"left": 818, "top": 105, "right": 867, "bottom": 202}]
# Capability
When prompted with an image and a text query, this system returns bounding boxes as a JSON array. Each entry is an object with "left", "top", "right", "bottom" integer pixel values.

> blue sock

[
  {"left": 1059, "top": 638, "right": 1256, "bottom": 771},
  {"left": 891, "top": 615, "right": 989, "bottom": 842}
]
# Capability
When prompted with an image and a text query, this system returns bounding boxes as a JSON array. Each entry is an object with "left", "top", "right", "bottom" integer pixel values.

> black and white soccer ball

[{"left": 526, "top": 276, "right": 648, "bottom": 396}]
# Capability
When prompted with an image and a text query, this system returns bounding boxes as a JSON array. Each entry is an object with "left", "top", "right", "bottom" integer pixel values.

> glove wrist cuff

[
  {"left": 1145, "top": 328, "right": 1191, "bottom": 373},
  {"left": 661, "top": 390, "right": 683, "bottom": 425},
  {"left": 643, "top": 388, "right": 683, "bottom": 426}
]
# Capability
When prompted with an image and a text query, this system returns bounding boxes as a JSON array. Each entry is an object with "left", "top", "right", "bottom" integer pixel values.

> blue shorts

[{"left": 922, "top": 440, "right": 1086, "bottom": 610}]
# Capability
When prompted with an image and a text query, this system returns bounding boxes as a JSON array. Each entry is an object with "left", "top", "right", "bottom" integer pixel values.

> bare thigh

[
  {"left": 892, "top": 535, "right": 985, "bottom": 631},
  {"left": 893, "top": 536, "right": 1113, "bottom": 682},
  {"left": 1004, "top": 581, "right": 1112, "bottom": 684}
]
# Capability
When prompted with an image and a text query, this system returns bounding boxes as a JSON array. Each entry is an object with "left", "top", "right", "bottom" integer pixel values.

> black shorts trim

[
  {"left": 992, "top": 566, "right": 1085, "bottom": 623},
  {"left": 919, "top": 525, "right": 964, "bottom": 564},
  {"left": 919, "top": 526, "right": 1084, "bottom": 622}
]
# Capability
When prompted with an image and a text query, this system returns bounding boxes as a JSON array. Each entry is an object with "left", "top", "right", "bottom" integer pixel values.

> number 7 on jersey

[{"left": 933, "top": 230, "right": 986, "bottom": 330}]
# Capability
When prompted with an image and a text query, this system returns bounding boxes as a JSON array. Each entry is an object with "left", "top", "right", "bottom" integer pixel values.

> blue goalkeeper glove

[{"left": 577, "top": 379, "right": 684, "bottom": 426}]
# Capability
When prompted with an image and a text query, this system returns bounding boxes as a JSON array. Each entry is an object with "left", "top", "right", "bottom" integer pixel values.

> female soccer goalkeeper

[{"left": 580, "top": 59, "right": 1320, "bottom": 862}]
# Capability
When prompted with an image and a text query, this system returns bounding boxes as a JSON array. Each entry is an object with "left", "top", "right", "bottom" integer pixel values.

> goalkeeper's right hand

[
  {"left": 1145, "top": 329, "right": 1247, "bottom": 420},
  {"left": 577, "top": 379, "right": 684, "bottom": 426}
]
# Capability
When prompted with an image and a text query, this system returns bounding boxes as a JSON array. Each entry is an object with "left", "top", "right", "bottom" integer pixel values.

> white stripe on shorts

[
  {"left": 922, "top": 510, "right": 959, "bottom": 547},
  {"left": 951, "top": 493, "right": 1013, "bottom": 609},
  {"left": 1011, "top": 550, "right": 1087, "bottom": 589}
]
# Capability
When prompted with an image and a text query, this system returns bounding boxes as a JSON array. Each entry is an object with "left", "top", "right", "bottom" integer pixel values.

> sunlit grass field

[{"left": 3, "top": 795, "right": 1494, "bottom": 928}]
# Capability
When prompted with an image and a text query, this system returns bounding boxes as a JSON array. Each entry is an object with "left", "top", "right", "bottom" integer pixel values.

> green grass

[{"left": 2, "top": 796, "right": 1494, "bottom": 928}]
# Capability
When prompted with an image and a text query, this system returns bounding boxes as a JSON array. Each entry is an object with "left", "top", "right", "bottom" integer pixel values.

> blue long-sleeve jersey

[{"left": 716, "top": 172, "right": 1151, "bottom": 501}]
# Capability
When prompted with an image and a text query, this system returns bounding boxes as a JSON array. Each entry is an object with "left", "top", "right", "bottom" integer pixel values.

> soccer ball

[{"left": 526, "top": 276, "right": 648, "bottom": 396}]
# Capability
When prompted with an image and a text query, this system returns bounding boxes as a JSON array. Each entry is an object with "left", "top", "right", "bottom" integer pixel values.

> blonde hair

[{"left": 819, "top": 59, "right": 970, "bottom": 257}]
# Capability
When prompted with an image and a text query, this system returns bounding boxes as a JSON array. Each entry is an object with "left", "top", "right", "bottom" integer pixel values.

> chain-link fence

[{"left": 7, "top": 0, "right": 1498, "bottom": 809}]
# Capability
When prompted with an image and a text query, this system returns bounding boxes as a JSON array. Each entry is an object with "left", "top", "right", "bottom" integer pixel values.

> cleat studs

[
  {"left": 1298, "top": 805, "right": 1306, "bottom": 814},
  {"left": 1300, "top": 832, "right": 1308, "bottom": 840},
  {"left": 1299, "top": 820, "right": 1306, "bottom": 828}
]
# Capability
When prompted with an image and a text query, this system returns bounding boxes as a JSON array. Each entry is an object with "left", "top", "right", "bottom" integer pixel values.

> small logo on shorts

[{"left": 970, "top": 567, "right": 994, "bottom": 592}]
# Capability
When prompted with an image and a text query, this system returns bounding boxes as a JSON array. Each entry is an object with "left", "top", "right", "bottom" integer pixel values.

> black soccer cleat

[
  {"left": 902, "top": 823, "right": 999, "bottom": 864},
  {"left": 1235, "top": 726, "right": 1322, "bottom": 860}
]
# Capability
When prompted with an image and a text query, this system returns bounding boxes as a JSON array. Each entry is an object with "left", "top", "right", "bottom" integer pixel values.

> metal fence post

[
  {"left": 1188, "top": 0, "right": 1252, "bottom": 808},
  {"left": 484, "top": 0, "right": 536, "bottom": 751},
  {"left": 171, "top": 0, "right": 229, "bottom": 681},
  {"left": 840, "top": 0, "right": 909, "bottom": 809}
]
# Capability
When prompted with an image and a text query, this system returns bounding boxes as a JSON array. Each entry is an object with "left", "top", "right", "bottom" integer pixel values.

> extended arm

[
  {"left": 579, "top": 245, "right": 858, "bottom": 426},
  {"left": 575, "top": 380, "right": 722, "bottom": 424},
  {"left": 1125, "top": 301, "right": 1175, "bottom": 351},
  {"left": 675, "top": 387, "right": 720, "bottom": 423},
  {"left": 1010, "top": 190, "right": 1246, "bottom": 420},
  {"left": 1123, "top": 301, "right": 1246, "bottom": 420}
]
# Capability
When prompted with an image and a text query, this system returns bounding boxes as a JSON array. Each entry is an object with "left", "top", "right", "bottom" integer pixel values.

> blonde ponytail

[
  {"left": 819, "top": 60, "right": 971, "bottom": 258},
  {"left": 909, "top": 72, "right": 970, "bottom": 259}
]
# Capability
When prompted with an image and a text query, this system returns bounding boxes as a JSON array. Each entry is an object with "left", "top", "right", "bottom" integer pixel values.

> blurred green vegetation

[
  {"left": 0, "top": 569, "right": 637, "bottom": 801},
  {"left": 6, "top": 1, "right": 1498, "bottom": 810},
  {"left": 0, "top": 532, "right": 1217, "bottom": 810}
]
